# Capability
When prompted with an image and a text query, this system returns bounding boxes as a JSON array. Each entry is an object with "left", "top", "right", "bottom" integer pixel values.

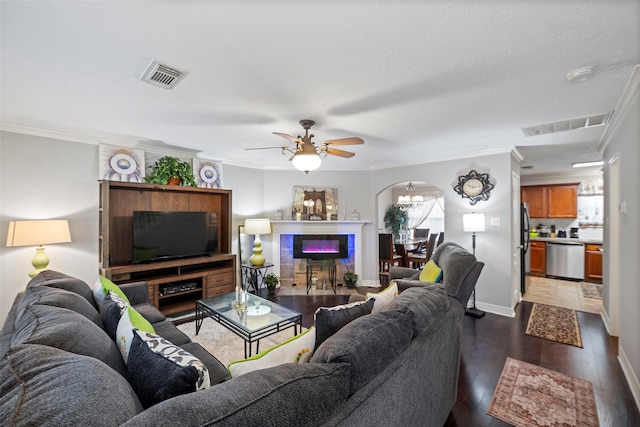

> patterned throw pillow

[
  {"left": 126, "top": 330, "right": 210, "bottom": 408},
  {"left": 418, "top": 260, "right": 443, "bottom": 283},
  {"left": 228, "top": 327, "right": 316, "bottom": 378},
  {"left": 93, "top": 275, "right": 130, "bottom": 307},
  {"left": 101, "top": 290, "right": 129, "bottom": 339},
  {"left": 365, "top": 282, "right": 399, "bottom": 313},
  {"left": 314, "top": 299, "right": 375, "bottom": 350},
  {"left": 116, "top": 306, "right": 155, "bottom": 363}
]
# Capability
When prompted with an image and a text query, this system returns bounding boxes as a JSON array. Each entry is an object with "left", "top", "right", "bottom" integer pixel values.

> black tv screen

[{"left": 132, "top": 211, "right": 218, "bottom": 263}]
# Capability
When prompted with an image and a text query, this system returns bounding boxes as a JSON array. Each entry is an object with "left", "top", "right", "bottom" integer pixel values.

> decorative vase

[
  {"left": 345, "top": 280, "right": 357, "bottom": 289},
  {"left": 267, "top": 285, "right": 278, "bottom": 295},
  {"left": 167, "top": 176, "right": 181, "bottom": 185}
]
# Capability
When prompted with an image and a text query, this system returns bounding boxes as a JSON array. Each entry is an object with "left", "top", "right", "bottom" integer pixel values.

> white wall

[{"left": 601, "top": 66, "right": 640, "bottom": 407}]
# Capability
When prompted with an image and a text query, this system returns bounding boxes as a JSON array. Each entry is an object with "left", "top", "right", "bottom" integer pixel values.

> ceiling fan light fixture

[{"left": 292, "top": 149, "right": 321, "bottom": 174}]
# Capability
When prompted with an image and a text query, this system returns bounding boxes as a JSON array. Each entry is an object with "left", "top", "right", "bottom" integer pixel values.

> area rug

[
  {"left": 581, "top": 282, "right": 603, "bottom": 300},
  {"left": 177, "top": 317, "right": 304, "bottom": 367},
  {"left": 488, "top": 357, "right": 599, "bottom": 427},
  {"left": 525, "top": 303, "right": 583, "bottom": 348}
]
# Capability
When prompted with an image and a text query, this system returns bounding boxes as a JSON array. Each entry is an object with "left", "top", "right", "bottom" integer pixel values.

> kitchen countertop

[{"left": 530, "top": 237, "right": 603, "bottom": 245}]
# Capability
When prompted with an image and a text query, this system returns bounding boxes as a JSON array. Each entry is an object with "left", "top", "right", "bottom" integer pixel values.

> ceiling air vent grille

[
  {"left": 140, "top": 60, "right": 184, "bottom": 89},
  {"left": 522, "top": 111, "right": 613, "bottom": 137}
]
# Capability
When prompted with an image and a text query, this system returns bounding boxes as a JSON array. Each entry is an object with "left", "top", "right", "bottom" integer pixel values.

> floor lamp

[{"left": 462, "top": 213, "right": 485, "bottom": 318}]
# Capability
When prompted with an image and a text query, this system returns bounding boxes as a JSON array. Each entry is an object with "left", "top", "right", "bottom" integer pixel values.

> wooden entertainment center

[{"left": 99, "top": 181, "right": 236, "bottom": 316}]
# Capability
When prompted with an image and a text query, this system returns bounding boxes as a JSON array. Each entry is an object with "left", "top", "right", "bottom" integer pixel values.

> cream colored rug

[{"left": 177, "top": 317, "right": 304, "bottom": 366}]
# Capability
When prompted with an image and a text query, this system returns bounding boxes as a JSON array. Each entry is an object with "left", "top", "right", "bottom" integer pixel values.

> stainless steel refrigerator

[{"left": 520, "top": 202, "right": 531, "bottom": 294}]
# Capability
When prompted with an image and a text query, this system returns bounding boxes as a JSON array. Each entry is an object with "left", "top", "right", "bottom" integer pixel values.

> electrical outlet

[{"left": 490, "top": 217, "right": 501, "bottom": 226}]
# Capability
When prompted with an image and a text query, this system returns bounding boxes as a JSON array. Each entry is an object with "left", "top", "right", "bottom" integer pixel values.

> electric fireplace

[{"left": 293, "top": 234, "right": 349, "bottom": 259}]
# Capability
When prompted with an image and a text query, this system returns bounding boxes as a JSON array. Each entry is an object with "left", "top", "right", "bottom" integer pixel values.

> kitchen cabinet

[
  {"left": 522, "top": 186, "right": 547, "bottom": 218},
  {"left": 530, "top": 241, "right": 546, "bottom": 276},
  {"left": 584, "top": 244, "right": 603, "bottom": 283},
  {"left": 521, "top": 183, "right": 579, "bottom": 218}
]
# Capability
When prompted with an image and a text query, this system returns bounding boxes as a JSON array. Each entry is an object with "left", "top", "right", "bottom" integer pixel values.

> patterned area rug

[
  {"left": 177, "top": 317, "right": 304, "bottom": 367},
  {"left": 525, "top": 303, "right": 583, "bottom": 347},
  {"left": 581, "top": 282, "right": 603, "bottom": 300},
  {"left": 488, "top": 358, "right": 599, "bottom": 427}
]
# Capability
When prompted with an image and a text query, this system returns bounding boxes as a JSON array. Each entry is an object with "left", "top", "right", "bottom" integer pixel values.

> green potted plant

[
  {"left": 144, "top": 156, "right": 197, "bottom": 186},
  {"left": 343, "top": 271, "right": 358, "bottom": 289},
  {"left": 383, "top": 204, "right": 408, "bottom": 239},
  {"left": 263, "top": 273, "right": 279, "bottom": 295}
]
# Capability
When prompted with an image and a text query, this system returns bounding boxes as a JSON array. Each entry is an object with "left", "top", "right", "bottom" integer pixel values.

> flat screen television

[{"left": 132, "top": 211, "right": 218, "bottom": 263}]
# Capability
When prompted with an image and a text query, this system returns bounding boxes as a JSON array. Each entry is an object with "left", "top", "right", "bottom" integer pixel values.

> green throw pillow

[
  {"left": 419, "top": 260, "right": 442, "bottom": 283},
  {"left": 94, "top": 275, "right": 131, "bottom": 306}
]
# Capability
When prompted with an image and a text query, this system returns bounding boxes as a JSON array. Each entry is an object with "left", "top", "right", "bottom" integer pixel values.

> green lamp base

[{"left": 28, "top": 246, "right": 50, "bottom": 278}]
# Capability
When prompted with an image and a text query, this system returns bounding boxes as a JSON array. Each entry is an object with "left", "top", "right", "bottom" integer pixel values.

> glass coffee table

[{"left": 195, "top": 292, "right": 302, "bottom": 358}]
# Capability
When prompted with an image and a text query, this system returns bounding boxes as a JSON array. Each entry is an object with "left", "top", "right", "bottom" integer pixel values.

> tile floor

[{"left": 522, "top": 275, "right": 602, "bottom": 314}]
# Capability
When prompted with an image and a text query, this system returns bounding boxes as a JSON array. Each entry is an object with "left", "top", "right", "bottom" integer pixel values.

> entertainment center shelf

[{"left": 99, "top": 181, "right": 235, "bottom": 316}]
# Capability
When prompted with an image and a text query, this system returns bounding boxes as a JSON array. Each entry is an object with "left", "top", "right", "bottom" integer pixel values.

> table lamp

[
  {"left": 243, "top": 218, "right": 271, "bottom": 266},
  {"left": 6, "top": 219, "right": 72, "bottom": 278},
  {"left": 462, "top": 213, "right": 485, "bottom": 318}
]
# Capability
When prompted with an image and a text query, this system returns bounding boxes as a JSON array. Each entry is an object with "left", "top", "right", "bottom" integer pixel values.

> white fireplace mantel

[{"left": 269, "top": 220, "right": 370, "bottom": 280}]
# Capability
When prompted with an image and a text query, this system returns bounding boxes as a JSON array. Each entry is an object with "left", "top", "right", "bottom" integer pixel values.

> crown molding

[{"left": 598, "top": 65, "right": 640, "bottom": 153}]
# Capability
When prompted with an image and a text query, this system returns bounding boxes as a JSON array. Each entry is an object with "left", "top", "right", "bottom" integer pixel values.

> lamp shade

[
  {"left": 462, "top": 213, "right": 485, "bottom": 233},
  {"left": 6, "top": 220, "right": 72, "bottom": 247},
  {"left": 244, "top": 218, "right": 271, "bottom": 235}
]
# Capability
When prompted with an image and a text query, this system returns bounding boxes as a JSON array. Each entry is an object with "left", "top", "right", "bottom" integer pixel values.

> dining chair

[
  {"left": 436, "top": 231, "right": 445, "bottom": 247},
  {"left": 379, "top": 233, "right": 402, "bottom": 285},
  {"left": 425, "top": 233, "right": 439, "bottom": 261}
]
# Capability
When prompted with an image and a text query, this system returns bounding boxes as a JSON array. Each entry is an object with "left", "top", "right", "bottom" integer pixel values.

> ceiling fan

[{"left": 245, "top": 119, "right": 364, "bottom": 173}]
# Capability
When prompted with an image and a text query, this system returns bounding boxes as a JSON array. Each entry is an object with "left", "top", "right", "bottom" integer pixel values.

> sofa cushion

[
  {"left": 179, "top": 342, "right": 230, "bottom": 385},
  {"left": 127, "top": 330, "right": 210, "bottom": 409},
  {"left": 314, "top": 299, "right": 374, "bottom": 350},
  {"left": 418, "top": 259, "right": 443, "bottom": 283},
  {"left": 0, "top": 344, "right": 142, "bottom": 426},
  {"left": 432, "top": 242, "right": 479, "bottom": 299},
  {"left": 116, "top": 306, "right": 155, "bottom": 363},
  {"left": 365, "top": 282, "right": 399, "bottom": 313},
  {"left": 11, "top": 304, "right": 126, "bottom": 376},
  {"left": 22, "top": 285, "right": 103, "bottom": 328},
  {"left": 0, "top": 293, "right": 24, "bottom": 359},
  {"left": 382, "top": 286, "right": 449, "bottom": 337},
  {"left": 229, "top": 327, "right": 316, "bottom": 378},
  {"left": 27, "top": 270, "right": 97, "bottom": 309},
  {"left": 152, "top": 320, "right": 191, "bottom": 345},
  {"left": 121, "top": 363, "right": 351, "bottom": 427},
  {"left": 311, "top": 308, "right": 413, "bottom": 395}
]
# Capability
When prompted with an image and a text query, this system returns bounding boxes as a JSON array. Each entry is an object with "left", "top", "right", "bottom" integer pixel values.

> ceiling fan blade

[
  {"left": 323, "top": 137, "right": 364, "bottom": 146},
  {"left": 273, "top": 132, "right": 301, "bottom": 143},
  {"left": 326, "top": 147, "right": 355, "bottom": 158},
  {"left": 245, "top": 146, "right": 287, "bottom": 151}
]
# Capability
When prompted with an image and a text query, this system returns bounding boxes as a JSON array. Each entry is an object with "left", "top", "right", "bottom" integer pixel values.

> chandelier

[{"left": 397, "top": 182, "right": 425, "bottom": 209}]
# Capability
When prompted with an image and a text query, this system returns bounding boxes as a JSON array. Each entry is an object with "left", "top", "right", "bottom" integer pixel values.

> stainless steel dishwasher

[{"left": 546, "top": 241, "right": 585, "bottom": 280}]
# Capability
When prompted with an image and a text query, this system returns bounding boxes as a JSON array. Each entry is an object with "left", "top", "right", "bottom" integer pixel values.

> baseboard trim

[
  {"left": 618, "top": 345, "right": 640, "bottom": 414},
  {"left": 476, "top": 301, "right": 515, "bottom": 318}
]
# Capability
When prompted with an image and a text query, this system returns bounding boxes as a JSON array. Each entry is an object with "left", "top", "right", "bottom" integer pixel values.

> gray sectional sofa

[{"left": 1, "top": 242, "right": 482, "bottom": 426}]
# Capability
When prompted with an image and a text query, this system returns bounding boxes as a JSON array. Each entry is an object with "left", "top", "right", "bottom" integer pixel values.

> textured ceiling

[{"left": 1, "top": 1, "right": 639, "bottom": 176}]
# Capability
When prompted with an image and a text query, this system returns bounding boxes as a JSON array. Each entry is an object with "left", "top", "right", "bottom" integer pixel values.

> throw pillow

[
  {"left": 418, "top": 259, "right": 443, "bottom": 283},
  {"left": 100, "top": 290, "right": 129, "bottom": 339},
  {"left": 116, "top": 306, "right": 155, "bottom": 363},
  {"left": 93, "top": 275, "right": 130, "bottom": 307},
  {"left": 127, "top": 330, "right": 210, "bottom": 408},
  {"left": 228, "top": 327, "right": 316, "bottom": 378},
  {"left": 314, "top": 299, "right": 374, "bottom": 350},
  {"left": 365, "top": 282, "right": 399, "bottom": 314}
]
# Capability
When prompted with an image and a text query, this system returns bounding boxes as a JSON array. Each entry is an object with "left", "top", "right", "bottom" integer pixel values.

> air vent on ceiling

[
  {"left": 522, "top": 111, "right": 613, "bottom": 137},
  {"left": 140, "top": 60, "right": 185, "bottom": 89}
]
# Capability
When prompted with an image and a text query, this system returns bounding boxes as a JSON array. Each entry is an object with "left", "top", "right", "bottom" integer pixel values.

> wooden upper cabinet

[
  {"left": 521, "top": 186, "right": 547, "bottom": 218},
  {"left": 546, "top": 184, "right": 578, "bottom": 218},
  {"left": 521, "top": 183, "right": 578, "bottom": 219}
]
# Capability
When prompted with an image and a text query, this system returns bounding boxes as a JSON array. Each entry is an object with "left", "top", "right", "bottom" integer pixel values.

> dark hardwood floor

[{"left": 268, "top": 294, "right": 640, "bottom": 427}]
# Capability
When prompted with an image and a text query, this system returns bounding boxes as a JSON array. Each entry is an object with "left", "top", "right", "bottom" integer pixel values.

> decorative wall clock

[{"left": 454, "top": 170, "right": 494, "bottom": 205}]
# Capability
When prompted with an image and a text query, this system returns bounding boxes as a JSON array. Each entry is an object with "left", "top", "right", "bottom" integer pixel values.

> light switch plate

[{"left": 490, "top": 217, "right": 501, "bottom": 226}]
